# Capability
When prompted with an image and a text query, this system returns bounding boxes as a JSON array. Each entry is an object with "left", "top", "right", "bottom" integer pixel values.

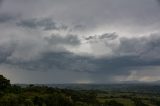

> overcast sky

[{"left": 0, "top": 0, "right": 160, "bottom": 84}]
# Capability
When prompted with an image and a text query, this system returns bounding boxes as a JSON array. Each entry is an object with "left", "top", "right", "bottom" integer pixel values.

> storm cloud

[
  {"left": 0, "top": 0, "right": 160, "bottom": 83},
  {"left": 1, "top": 33, "right": 160, "bottom": 76}
]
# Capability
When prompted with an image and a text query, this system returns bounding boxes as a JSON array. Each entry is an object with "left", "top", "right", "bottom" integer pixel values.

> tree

[
  {"left": 0, "top": 75, "right": 11, "bottom": 90},
  {"left": 33, "top": 96, "right": 44, "bottom": 106}
]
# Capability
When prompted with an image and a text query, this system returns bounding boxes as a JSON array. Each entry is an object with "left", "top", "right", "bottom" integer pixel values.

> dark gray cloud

[
  {"left": 99, "top": 33, "right": 118, "bottom": 40},
  {"left": 157, "top": 0, "right": 160, "bottom": 4},
  {"left": 2, "top": 49, "right": 160, "bottom": 77},
  {"left": 0, "top": 14, "right": 16, "bottom": 23},
  {"left": 85, "top": 33, "right": 118, "bottom": 41},
  {"left": 117, "top": 34, "right": 160, "bottom": 60},
  {"left": 0, "top": 33, "right": 81, "bottom": 62},
  {"left": 5, "top": 52, "right": 95, "bottom": 72},
  {"left": 0, "top": 0, "right": 3, "bottom": 6},
  {"left": 0, "top": 47, "right": 11, "bottom": 63},
  {"left": 0, "top": 33, "right": 160, "bottom": 77},
  {"left": 17, "top": 18, "right": 67, "bottom": 30},
  {"left": 1, "top": 0, "right": 159, "bottom": 34}
]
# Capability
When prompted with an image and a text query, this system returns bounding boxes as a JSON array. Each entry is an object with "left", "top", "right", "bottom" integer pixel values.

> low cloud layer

[{"left": 1, "top": 33, "right": 160, "bottom": 77}]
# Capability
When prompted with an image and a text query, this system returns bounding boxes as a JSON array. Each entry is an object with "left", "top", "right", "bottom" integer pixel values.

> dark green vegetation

[{"left": 1, "top": 75, "right": 160, "bottom": 106}]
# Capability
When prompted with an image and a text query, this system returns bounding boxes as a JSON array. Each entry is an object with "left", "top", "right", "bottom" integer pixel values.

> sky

[{"left": 0, "top": 0, "right": 160, "bottom": 84}]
